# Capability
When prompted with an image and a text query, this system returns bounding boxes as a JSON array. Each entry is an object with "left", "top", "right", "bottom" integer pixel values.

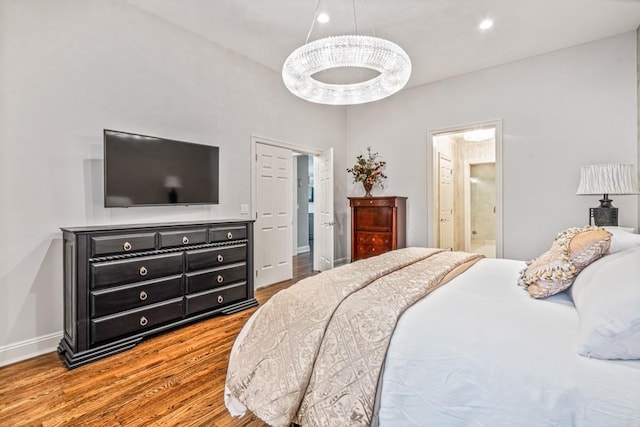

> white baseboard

[
  {"left": 296, "top": 245, "right": 310, "bottom": 254},
  {"left": 0, "top": 332, "right": 62, "bottom": 368}
]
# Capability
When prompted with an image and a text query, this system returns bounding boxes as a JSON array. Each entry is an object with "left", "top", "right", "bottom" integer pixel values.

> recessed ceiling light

[
  {"left": 317, "top": 12, "right": 330, "bottom": 24},
  {"left": 479, "top": 19, "right": 493, "bottom": 30}
]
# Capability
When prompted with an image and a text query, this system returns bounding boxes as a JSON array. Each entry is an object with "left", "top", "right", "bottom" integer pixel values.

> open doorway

[
  {"left": 428, "top": 122, "right": 502, "bottom": 258},
  {"left": 251, "top": 136, "right": 334, "bottom": 289},
  {"left": 293, "top": 154, "right": 314, "bottom": 256},
  {"left": 467, "top": 162, "right": 496, "bottom": 257}
]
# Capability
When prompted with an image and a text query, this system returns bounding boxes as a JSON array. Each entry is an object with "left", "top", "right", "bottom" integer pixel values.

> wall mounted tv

[{"left": 104, "top": 129, "right": 219, "bottom": 207}]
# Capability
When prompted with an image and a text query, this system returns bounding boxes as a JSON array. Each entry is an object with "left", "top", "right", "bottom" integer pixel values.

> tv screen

[{"left": 104, "top": 130, "right": 219, "bottom": 207}]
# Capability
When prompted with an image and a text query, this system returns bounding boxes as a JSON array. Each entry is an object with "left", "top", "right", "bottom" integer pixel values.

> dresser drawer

[
  {"left": 90, "top": 298, "right": 183, "bottom": 345},
  {"left": 354, "top": 207, "right": 393, "bottom": 232},
  {"left": 209, "top": 226, "right": 247, "bottom": 243},
  {"left": 355, "top": 232, "right": 392, "bottom": 246},
  {"left": 355, "top": 244, "right": 390, "bottom": 259},
  {"left": 185, "top": 244, "right": 247, "bottom": 272},
  {"left": 91, "top": 233, "right": 156, "bottom": 256},
  {"left": 159, "top": 228, "right": 207, "bottom": 248},
  {"left": 350, "top": 198, "right": 395, "bottom": 208},
  {"left": 186, "top": 264, "right": 247, "bottom": 294},
  {"left": 91, "top": 252, "right": 183, "bottom": 289},
  {"left": 90, "top": 275, "right": 183, "bottom": 318},
  {"left": 185, "top": 283, "right": 247, "bottom": 316}
]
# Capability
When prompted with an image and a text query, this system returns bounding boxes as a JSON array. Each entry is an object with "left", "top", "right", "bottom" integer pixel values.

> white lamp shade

[{"left": 576, "top": 164, "right": 639, "bottom": 195}]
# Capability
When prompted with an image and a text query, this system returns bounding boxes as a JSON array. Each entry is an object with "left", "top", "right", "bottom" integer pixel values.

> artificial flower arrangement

[{"left": 347, "top": 146, "right": 387, "bottom": 196}]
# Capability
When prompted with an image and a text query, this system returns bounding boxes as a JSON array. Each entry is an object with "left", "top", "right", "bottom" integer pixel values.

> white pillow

[
  {"left": 604, "top": 227, "right": 640, "bottom": 253},
  {"left": 571, "top": 246, "right": 640, "bottom": 360}
]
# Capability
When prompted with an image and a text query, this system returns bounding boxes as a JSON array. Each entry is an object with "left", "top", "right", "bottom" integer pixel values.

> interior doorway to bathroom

[
  {"left": 467, "top": 162, "right": 496, "bottom": 257},
  {"left": 428, "top": 121, "right": 502, "bottom": 258}
]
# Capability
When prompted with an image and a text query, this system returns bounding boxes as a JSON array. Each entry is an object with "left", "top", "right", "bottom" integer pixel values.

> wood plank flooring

[{"left": 0, "top": 252, "right": 316, "bottom": 427}]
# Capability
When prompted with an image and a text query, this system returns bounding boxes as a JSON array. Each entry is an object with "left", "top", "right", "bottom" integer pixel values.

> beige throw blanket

[{"left": 226, "top": 248, "right": 482, "bottom": 426}]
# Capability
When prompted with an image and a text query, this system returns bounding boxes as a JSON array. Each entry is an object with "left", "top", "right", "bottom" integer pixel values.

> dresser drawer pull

[
  {"left": 139, "top": 316, "right": 148, "bottom": 326},
  {"left": 217, "top": 254, "right": 224, "bottom": 263},
  {"left": 182, "top": 236, "right": 189, "bottom": 245},
  {"left": 226, "top": 231, "right": 233, "bottom": 240},
  {"left": 139, "top": 290, "right": 148, "bottom": 301},
  {"left": 123, "top": 241, "right": 132, "bottom": 251},
  {"left": 217, "top": 295, "right": 224, "bottom": 304},
  {"left": 217, "top": 275, "right": 224, "bottom": 284},
  {"left": 139, "top": 266, "right": 148, "bottom": 276}
]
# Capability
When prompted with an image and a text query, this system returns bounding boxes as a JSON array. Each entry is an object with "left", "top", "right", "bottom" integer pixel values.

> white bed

[
  {"left": 377, "top": 257, "right": 640, "bottom": 426},
  {"left": 226, "top": 228, "right": 640, "bottom": 426}
]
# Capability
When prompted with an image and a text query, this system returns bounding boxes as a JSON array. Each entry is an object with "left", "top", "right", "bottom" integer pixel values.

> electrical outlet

[{"left": 240, "top": 204, "right": 249, "bottom": 215}]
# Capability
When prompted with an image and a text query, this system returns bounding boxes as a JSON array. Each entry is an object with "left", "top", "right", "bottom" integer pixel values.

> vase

[{"left": 363, "top": 181, "right": 373, "bottom": 197}]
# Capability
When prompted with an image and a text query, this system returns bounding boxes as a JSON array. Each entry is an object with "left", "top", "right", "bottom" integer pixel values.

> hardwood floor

[{"left": 0, "top": 252, "right": 315, "bottom": 427}]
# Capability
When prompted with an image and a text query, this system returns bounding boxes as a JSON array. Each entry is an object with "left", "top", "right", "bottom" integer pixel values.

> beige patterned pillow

[{"left": 518, "top": 226, "right": 611, "bottom": 298}]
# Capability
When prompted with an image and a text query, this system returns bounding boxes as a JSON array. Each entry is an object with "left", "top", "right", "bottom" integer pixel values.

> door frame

[
  {"left": 250, "top": 135, "right": 326, "bottom": 278},
  {"left": 426, "top": 119, "right": 503, "bottom": 258}
]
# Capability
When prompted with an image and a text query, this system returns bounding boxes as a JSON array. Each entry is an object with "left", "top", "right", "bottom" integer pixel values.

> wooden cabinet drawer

[
  {"left": 185, "top": 283, "right": 247, "bottom": 316},
  {"left": 91, "top": 233, "right": 156, "bottom": 256},
  {"left": 356, "top": 232, "right": 392, "bottom": 246},
  {"left": 209, "top": 226, "right": 247, "bottom": 243},
  {"left": 185, "top": 244, "right": 247, "bottom": 272},
  {"left": 350, "top": 198, "right": 395, "bottom": 208},
  {"left": 355, "top": 244, "right": 389, "bottom": 259},
  {"left": 91, "top": 252, "right": 183, "bottom": 289},
  {"left": 159, "top": 228, "right": 207, "bottom": 248},
  {"left": 186, "top": 264, "right": 247, "bottom": 294},
  {"left": 90, "top": 275, "right": 183, "bottom": 318},
  {"left": 90, "top": 298, "right": 183, "bottom": 345},
  {"left": 354, "top": 207, "right": 393, "bottom": 231}
]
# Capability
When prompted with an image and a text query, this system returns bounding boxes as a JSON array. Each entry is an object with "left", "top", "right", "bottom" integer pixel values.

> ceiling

[{"left": 126, "top": 0, "right": 640, "bottom": 89}]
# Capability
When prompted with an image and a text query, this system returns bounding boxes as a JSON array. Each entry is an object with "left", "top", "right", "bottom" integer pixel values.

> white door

[
  {"left": 314, "top": 148, "right": 334, "bottom": 271},
  {"left": 255, "top": 143, "right": 293, "bottom": 287},
  {"left": 438, "top": 153, "right": 454, "bottom": 250}
]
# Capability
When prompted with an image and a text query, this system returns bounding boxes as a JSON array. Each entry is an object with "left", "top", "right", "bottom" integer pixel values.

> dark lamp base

[{"left": 589, "top": 206, "right": 618, "bottom": 227}]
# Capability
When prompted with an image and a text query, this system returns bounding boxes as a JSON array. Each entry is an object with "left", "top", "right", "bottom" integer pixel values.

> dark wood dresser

[
  {"left": 58, "top": 220, "right": 257, "bottom": 368},
  {"left": 349, "top": 196, "right": 407, "bottom": 261}
]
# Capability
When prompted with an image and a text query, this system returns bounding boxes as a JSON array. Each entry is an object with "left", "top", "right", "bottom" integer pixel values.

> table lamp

[{"left": 576, "top": 163, "right": 639, "bottom": 226}]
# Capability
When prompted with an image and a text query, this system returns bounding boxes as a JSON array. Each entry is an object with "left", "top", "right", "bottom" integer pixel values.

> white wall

[
  {"left": 346, "top": 32, "right": 638, "bottom": 261},
  {"left": 0, "top": 0, "right": 347, "bottom": 365}
]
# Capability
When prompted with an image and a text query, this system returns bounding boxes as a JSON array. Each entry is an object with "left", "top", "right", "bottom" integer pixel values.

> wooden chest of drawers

[
  {"left": 58, "top": 220, "right": 257, "bottom": 368},
  {"left": 349, "top": 196, "right": 407, "bottom": 261}
]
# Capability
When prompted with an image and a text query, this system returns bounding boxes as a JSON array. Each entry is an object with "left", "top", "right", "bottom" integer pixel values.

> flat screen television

[{"left": 104, "top": 129, "right": 219, "bottom": 207}]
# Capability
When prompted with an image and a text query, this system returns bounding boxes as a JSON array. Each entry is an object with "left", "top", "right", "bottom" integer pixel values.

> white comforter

[{"left": 377, "top": 258, "right": 640, "bottom": 426}]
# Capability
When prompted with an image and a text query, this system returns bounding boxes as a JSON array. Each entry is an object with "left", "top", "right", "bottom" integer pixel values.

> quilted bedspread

[{"left": 226, "top": 247, "right": 482, "bottom": 426}]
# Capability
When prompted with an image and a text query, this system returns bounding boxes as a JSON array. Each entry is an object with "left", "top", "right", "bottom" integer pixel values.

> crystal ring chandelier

[
  {"left": 282, "top": 35, "right": 411, "bottom": 105},
  {"left": 282, "top": 1, "right": 411, "bottom": 105}
]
